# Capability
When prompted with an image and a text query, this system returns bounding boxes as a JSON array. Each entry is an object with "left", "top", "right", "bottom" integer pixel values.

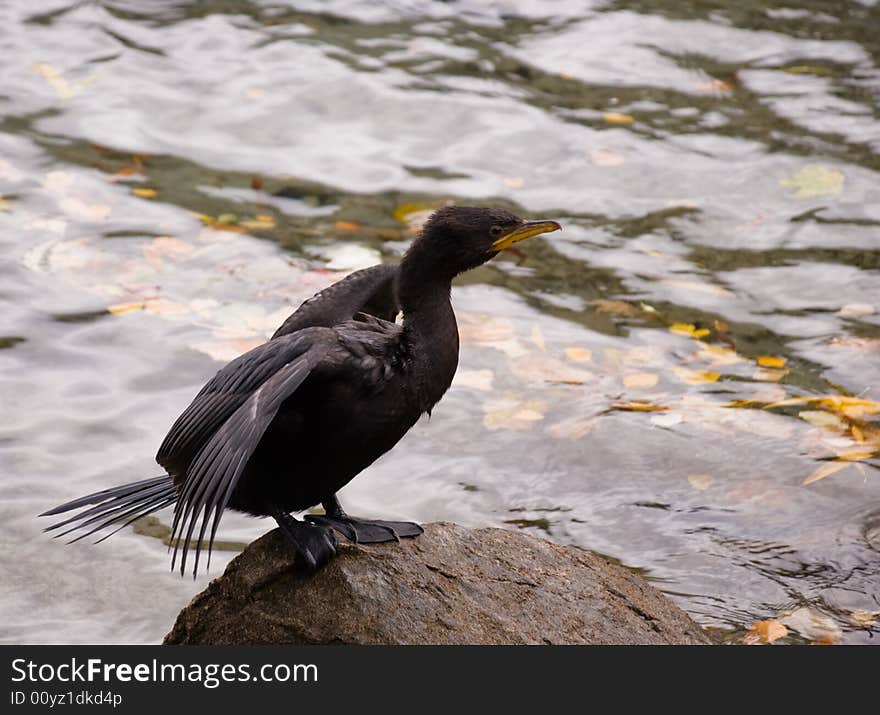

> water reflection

[{"left": 0, "top": 0, "right": 878, "bottom": 644}]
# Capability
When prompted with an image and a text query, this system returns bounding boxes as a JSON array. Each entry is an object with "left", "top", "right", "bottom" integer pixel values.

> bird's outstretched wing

[
  {"left": 164, "top": 329, "right": 333, "bottom": 576},
  {"left": 272, "top": 263, "right": 398, "bottom": 338}
]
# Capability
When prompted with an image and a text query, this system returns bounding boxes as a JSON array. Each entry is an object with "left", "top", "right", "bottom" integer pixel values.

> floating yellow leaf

[
  {"left": 610, "top": 401, "right": 668, "bottom": 412},
  {"left": 757, "top": 355, "right": 787, "bottom": 368},
  {"left": 669, "top": 323, "right": 710, "bottom": 339},
  {"left": 803, "top": 461, "right": 851, "bottom": 485},
  {"left": 673, "top": 367, "right": 720, "bottom": 384},
  {"left": 780, "top": 164, "right": 844, "bottom": 198},
  {"left": 660, "top": 279, "right": 733, "bottom": 297},
  {"left": 334, "top": 220, "right": 360, "bottom": 231},
  {"left": 817, "top": 396, "right": 880, "bottom": 420},
  {"left": 623, "top": 372, "right": 659, "bottom": 389},
  {"left": 603, "top": 112, "right": 634, "bottom": 125},
  {"left": 742, "top": 620, "right": 788, "bottom": 645},
  {"left": 132, "top": 188, "right": 157, "bottom": 198},
  {"left": 107, "top": 301, "right": 144, "bottom": 315},
  {"left": 687, "top": 474, "right": 714, "bottom": 491}
]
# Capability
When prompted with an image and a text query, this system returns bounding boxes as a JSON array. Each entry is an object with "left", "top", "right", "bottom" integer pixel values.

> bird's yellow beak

[{"left": 491, "top": 220, "right": 562, "bottom": 251}]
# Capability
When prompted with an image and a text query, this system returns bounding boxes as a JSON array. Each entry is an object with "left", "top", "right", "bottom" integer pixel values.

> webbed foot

[
  {"left": 305, "top": 514, "right": 423, "bottom": 544},
  {"left": 271, "top": 507, "right": 337, "bottom": 571}
]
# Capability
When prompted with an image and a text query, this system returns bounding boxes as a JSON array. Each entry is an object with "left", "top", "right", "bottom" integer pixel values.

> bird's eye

[{"left": 489, "top": 225, "right": 503, "bottom": 237}]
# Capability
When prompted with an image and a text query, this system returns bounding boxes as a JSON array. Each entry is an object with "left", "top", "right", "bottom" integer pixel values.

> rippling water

[{"left": 1, "top": 0, "right": 878, "bottom": 644}]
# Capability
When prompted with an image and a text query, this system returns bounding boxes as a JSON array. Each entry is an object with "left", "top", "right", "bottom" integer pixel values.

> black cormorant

[{"left": 41, "top": 206, "right": 561, "bottom": 574}]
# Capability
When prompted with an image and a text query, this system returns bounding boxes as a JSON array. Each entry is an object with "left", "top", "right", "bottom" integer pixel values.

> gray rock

[{"left": 164, "top": 522, "right": 712, "bottom": 645}]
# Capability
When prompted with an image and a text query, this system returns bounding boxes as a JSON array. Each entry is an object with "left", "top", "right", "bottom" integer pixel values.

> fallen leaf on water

[
  {"left": 623, "top": 372, "right": 659, "bottom": 389},
  {"left": 33, "top": 62, "right": 73, "bottom": 99},
  {"left": 0, "top": 194, "right": 8, "bottom": 212},
  {"left": 107, "top": 297, "right": 189, "bottom": 317},
  {"left": 251, "top": 176, "right": 263, "bottom": 190},
  {"left": 132, "top": 187, "right": 157, "bottom": 198},
  {"left": 458, "top": 313, "right": 516, "bottom": 343},
  {"left": 803, "top": 461, "right": 851, "bottom": 485},
  {"left": 564, "top": 347, "right": 593, "bottom": 363},
  {"left": 695, "top": 78, "right": 733, "bottom": 93},
  {"left": 530, "top": 324, "right": 546, "bottom": 351},
  {"left": 483, "top": 398, "right": 547, "bottom": 431},
  {"left": 692, "top": 342, "right": 743, "bottom": 366},
  {"left": 778, "top": 607, "right": 842, "bottom": 644},
  {"left": 783, "top": 65, "right": 832, "bottom": 76},
  {"left": 672, "top": 367, "right": 720, "bottom": 384},
  {"left": 591, "top": 299, "right": 640, "bottom": 317},
  {"left": 798, "top": 410, "right": 847, "bottom": 430},
  {"left": 610, "top": 401, "right": 668, "bottom": 412},
  {"left": 503, "top": 176, "right": 525, "bottom": 188},
  {"left": 392, "top": 203, "right": 434, "bottom": 230},
  {"left": 509, "top": 354, "right": 593, "bottom": 385},
  {"left": 334, "top": 220, "right": 360, "bottom": 231},
  {"left": 110, "top": 166, "right": 139, "bottom": 182},
  {"left": 742, "top": 620, "right": 788, "bottom": 645},
  {"left": 687, "top": 473, "right": 715, "bottom": 491},
  {"left": 849, "top": 610, "right": 878, "bottom": 628},
  {"left": 142, "top": 236, "right": 194, "bottom": 271},
  {"left": 452, "top": 369, "right": 494, "bottom": 392},
  {"left": 589, "top": 149, "right": 625, "bottom": 166},
  {"left": 195, "top": 213, "right": 245, "bottom": 232},
  {"left": 660, "top": 279, "right": 733, "bottom": 297},
  {"left": 544, "top": 416, "right": 596, "bottom": 440},
  {"left": 780, "top": 164, "right": 844, "bottom": 198},
  {"left": 837, "top": 303, "right": 875, "bottom": 318},
  {"left": 107, "top": 301, "right": 144, "bottom": 315},
  {"left": 669, "top": 323, "right": 710, "bottom": 339},
  {"left": 603, "top": 112, "right": 634, "bottom": 125},
  {"left": 239, "top": 214, "right": 276, "bottom": 230},
  {"left": 757, "top": 355, "right": 787, "bottom": 368},
  {"left": 818, "top": 396, "right": 880, "bottom": 420}
]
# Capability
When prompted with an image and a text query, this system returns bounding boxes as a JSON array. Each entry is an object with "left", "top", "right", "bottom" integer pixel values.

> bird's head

[{"left": 416, "top": 206, "right": 561, "bottom": 275}]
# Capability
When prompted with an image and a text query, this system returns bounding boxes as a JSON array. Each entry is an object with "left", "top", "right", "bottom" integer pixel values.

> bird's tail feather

[{"left": 40, "top": 475, "right": 177, "bottom": 544}]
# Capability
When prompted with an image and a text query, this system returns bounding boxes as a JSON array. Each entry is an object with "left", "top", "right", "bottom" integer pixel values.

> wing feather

[{"left": 170, "top": 339, "right": 327, "bottom": 576}]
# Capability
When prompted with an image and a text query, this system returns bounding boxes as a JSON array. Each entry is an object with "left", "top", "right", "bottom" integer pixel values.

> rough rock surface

[{"left": 164, "top": 522, "right": 711, "bottom": 645}]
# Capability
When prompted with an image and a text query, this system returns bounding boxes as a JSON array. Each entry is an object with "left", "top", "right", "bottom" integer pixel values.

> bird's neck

[{"left": 398, "top": 248, "right": 460, "bottom": 411}]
